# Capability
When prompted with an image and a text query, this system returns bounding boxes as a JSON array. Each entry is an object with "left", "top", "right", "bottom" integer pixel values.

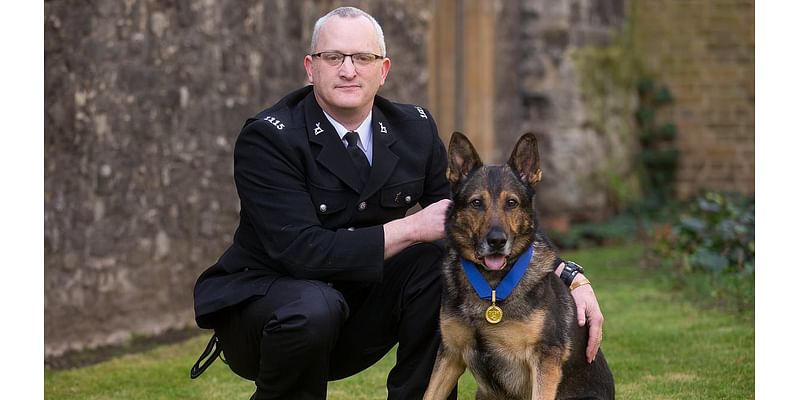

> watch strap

[{"left": 559, "top": 260, "right": 585, "bottom": 287}]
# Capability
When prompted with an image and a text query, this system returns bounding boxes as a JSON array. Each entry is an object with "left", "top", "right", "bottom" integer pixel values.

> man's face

[{"left": 304, "top": 15, "right": 391, "bottom": 119}]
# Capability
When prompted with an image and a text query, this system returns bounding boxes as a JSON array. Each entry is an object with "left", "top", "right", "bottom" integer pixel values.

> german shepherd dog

[{"left": 423, "top": 132, "right": 614, "bottom": 399}]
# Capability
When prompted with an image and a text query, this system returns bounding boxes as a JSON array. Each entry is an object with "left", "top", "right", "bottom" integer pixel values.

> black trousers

[{"left": 213, "top": 242, "right": 457, "bottom": 400}]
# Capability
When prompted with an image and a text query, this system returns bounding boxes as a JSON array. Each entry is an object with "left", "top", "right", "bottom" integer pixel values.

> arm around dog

[
  {"left": 554, "top": 262, "right": 605, "bottom": 363},
  {"left": 383, "top": 199, "right": 451, "bottom": 259}
]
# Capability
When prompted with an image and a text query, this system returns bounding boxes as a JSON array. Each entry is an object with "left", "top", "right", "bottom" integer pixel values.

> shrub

[{"left": 653, "top": 191, "right": 754, "bottom": 312}]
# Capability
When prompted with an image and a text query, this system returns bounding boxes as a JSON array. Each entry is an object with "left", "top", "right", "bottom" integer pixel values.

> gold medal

[
  {"left": 485, "top": 305, "right": 503, "bottom": 324},
  {"left": 485, "top": 290, "right": 503, "bottom": 324}
]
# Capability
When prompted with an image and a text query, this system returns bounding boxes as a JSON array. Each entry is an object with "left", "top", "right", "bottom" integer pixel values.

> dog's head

[{"left": 446, "top": 132, "right": 543, "bottom": 272}]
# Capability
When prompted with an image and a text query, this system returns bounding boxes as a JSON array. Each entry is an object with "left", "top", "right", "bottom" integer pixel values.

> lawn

[{"left": 44, "top": 244, "right": 754, "bottom": 399}]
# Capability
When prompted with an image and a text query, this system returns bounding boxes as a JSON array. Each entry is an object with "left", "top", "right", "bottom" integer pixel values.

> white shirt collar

[{"left": 322, "top": 110, "right": 373, "bottom": 164}]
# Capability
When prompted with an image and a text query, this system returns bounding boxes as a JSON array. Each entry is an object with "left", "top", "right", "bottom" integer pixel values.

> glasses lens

[
  {"left": 320, "top": 52, "right": 344, "bottom": 66},
  {"left": 352, "top": 53, "right": 378, "bottom": 66}
]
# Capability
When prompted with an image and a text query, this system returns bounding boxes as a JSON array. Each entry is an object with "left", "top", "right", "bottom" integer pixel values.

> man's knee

[
  {"left": 386, "top": 242, "right": 446, "bottom": 306},
  {"left": 263, "top": 281, "right": 348, "bottom": 351},
  {"left": 395, "top": 241, "right": 445, "bottom": 270}
]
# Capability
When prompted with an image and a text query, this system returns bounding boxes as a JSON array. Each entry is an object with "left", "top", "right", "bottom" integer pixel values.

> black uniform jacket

[{"left": 194, "top": 86, "right": 449, "bottom": 328}]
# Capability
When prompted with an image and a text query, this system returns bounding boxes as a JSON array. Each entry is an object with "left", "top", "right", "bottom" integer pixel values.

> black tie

[{"left": 344, "top": 131, "right": 371, "bottom": 186}]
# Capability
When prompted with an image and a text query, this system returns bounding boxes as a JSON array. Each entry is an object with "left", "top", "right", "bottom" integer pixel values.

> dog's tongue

[{"left": 482, "top": 255, "right": 508, "bottom": 271}]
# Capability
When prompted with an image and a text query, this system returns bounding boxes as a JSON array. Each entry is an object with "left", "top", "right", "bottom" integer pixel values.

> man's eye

[
  {"left": 323, "top": 53, "right": 343, "bottom": 62},
  {"left": 353, "top": 54, "right": 372, "bottom": 63}
]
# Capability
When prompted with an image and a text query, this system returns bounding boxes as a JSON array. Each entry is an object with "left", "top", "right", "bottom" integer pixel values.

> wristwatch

[{"left": 559, "top": 260, "right": 585, "bottom": 287}]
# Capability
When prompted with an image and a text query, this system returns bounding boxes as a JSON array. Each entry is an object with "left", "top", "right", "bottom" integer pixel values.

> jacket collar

[
  {"left": 360, "top": 105, "right": 398, "bottom": 201},
  {"left": 304, "top": 89, "right": 398, "bottom": 196}
]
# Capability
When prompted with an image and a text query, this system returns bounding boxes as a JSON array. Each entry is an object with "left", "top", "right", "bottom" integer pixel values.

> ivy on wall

[
  {"left": 571, "top": 17, "right": 644, "bottom": 213},
  {"left": 636, "top": 78, "right": 679, "bottom": 207},
  {"left": 571, "top": 0, "right": 680, "bottom": 214}
]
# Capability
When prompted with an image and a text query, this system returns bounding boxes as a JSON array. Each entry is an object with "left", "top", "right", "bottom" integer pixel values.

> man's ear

[
  {"left": 508, "top": 132, "right": 542, "bottom": 186},
  {"left": 303, "top": 55, "right": 315, "bottom": 84},
  {"left": 379, "top": 57, "right": 391, "bottom": 86},
  {"left": 447, "top": 132, "right": 483, "bottom": 185}
]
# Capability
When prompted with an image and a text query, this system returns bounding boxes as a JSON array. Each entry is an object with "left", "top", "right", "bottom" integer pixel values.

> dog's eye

[
  {"left": 506, "top": 199, "right": 519, "bottom": 208},
  {"left": 470, "top": 199, "right": 483, "bottom": 209}
]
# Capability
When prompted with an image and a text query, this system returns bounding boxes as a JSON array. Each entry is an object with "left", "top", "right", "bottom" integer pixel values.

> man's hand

[
  {"left": 554, "top": 262, "right": 604, "bottom": 363},
  {"left": 571, "top": 277, "right": 604, "bottom": 363},
  {"left": 408, "top": 199, "right": 451, "bottom": 243},
  {"left": 383, "top": 199, "right": 451, "bottom": 259}
]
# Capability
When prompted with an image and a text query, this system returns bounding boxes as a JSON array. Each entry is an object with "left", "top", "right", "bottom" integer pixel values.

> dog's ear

[
  {"left": 447, "top": 132, "right": 483, "bottom": 185},
  {"left": 508, "top": 132, "right": 542, "bottom": 186}
]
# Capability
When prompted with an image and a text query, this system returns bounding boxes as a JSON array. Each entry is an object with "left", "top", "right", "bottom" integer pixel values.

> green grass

[
  {"left": 44, "top": 244, "right": 754, "bottom": 399},
  {"left": 577, "top": 245, "right": 754, "bottom": 399}
]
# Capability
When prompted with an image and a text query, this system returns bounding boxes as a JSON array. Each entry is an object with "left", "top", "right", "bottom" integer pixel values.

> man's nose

[{"left": 338, "top": 56, "right": 357, "bottom": 77}]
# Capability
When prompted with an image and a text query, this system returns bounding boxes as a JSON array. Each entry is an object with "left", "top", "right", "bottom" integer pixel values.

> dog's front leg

[
  {"left": 423, "top": 345, "right": 465, "bottom": 400},
  {"left": 529, "top": 351, "right": 564, "bottom": 400}
]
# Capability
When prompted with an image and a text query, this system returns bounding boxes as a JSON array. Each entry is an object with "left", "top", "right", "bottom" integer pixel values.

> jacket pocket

[
  {"left": 308, "top": 181, "right": 351, "bottom": 218},
  {"left": 380, "top": 177, "right": 425, "bottom": 208}
]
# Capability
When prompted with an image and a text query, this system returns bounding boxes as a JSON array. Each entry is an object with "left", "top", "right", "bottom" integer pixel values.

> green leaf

[
  {"left": 637, "top": 77, "right": 655, "bottom": 95},
  {"left": 679, "top": 216, "right": 706, "bottom": 233},
  {"left": 693, "top": 249, "right": 728, "bottom": 272},
  {"left": 655, "top": 86, "right": 673, "bottom": 104},
  {"left": 636, "top": 107, "right": 655, "bottom": 124},
  {"left": 657, "top": 123, "right": 676, "bottom": 140}
]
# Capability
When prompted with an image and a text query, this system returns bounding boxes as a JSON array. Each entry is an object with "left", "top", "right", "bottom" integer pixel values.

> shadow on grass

[{"left": 45, "top": 326, "right": 206, "bottom": 370}]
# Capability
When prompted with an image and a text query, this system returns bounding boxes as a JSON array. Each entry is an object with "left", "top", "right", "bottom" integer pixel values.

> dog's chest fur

[{"left": 439, "top": 240, "right": 576, "bottom": 398}]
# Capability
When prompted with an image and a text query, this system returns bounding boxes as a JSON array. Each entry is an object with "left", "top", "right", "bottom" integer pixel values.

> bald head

[{"left": 310, "top": 6, "right": 386, "bottom": 57}]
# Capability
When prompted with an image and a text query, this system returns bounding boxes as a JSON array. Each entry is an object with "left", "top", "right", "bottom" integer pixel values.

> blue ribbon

[{"left": 460, "top": 245, "right": 534, "bottom": 302}]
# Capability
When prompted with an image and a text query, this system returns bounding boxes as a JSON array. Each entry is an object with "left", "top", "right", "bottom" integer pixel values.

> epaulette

[
  {"left": 374, "top": 96, "right": 431, "bottom": 121},
  {"left": 246, "top": 86, "right": 312, "bottom": 132}
]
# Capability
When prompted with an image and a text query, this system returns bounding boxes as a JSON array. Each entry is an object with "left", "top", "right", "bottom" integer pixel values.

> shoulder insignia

[
  {"left": 263, "top": 115, "right": 285, "bottom": 130},
  {"left": 415, "top": 106, "right": 428, "bottom": 119}
]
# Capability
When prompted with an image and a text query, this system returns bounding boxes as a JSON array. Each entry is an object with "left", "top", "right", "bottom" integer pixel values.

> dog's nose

[{"left": 486, "top": 228, "right": 507, "bottom": 251}]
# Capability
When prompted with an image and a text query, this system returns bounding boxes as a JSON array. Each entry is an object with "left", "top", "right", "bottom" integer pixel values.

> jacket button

[
  {"left": 319, "top": 204, "right": 328, "bottom": 213},
  {"left": 358, "top": 201, "right": 367, "bottom": 211},
  {"left": 404, "top": 195, "right": 412, "bottom": 204}
]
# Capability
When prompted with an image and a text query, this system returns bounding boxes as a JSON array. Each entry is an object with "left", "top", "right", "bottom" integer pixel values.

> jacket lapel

[
  {"left": 304, "top": 93, "right": 364, "bottom": 192},
  {"left": 360, "top": 106, "right": 398, "bottom": 201}
]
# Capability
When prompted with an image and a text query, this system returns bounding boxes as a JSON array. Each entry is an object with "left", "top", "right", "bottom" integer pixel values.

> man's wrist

[
  {"left": 558, "top": 260, "right": 585, "bottom": 287},
  {"left": 554, "top": 262, "right": 566, "bottom": 277},
  {"left": 383, "top": 216, "right": 418, "bottom": 259},
  {"left": 569, "top": 277, "right": 591, "bottom": 291}
]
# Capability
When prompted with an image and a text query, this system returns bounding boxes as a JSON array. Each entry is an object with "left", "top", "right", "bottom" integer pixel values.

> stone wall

[
  {"left": 632, "top": 0, "right": 754, "bottom": 198},
  {"left": 495, "top": 0, "right": 627, "bottom": 221},
  {"left": 44, "top": 0, "right": 431, "bottom": 359}
]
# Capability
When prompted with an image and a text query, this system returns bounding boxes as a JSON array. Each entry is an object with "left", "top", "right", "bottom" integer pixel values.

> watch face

[{"left": 566, "top": 261, "right": 583, "bottom": 273}]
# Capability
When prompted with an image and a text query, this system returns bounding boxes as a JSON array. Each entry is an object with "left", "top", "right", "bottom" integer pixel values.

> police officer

[{"left": 192, "top": 6, "right": 603, "bottom": 399}]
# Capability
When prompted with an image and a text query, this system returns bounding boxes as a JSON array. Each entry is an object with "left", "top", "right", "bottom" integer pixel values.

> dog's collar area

[{"left": 460, "top": 245, "right": 533, "bottom": 303}]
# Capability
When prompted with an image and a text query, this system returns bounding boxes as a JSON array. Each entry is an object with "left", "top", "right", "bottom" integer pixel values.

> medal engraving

[
  {"left": 485, "top": 304, "right": 503, "bottom": 324},
  {"left": 485, "top": 290, "right": 503, "bottom": 324}
]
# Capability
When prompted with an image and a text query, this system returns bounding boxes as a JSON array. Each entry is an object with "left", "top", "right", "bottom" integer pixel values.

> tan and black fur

[{"left": 423, "top": 132, "right": 614, "bottom": 400}]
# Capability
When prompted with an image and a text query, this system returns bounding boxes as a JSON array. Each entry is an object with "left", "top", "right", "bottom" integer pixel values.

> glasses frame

[{"left": 310, "top": 51, "right": 385, "bottom": 68}]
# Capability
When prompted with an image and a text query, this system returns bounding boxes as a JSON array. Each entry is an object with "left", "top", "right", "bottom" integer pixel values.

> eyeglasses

[{"left": 311, "top": 51, "right": 384, "bottom": 67}]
